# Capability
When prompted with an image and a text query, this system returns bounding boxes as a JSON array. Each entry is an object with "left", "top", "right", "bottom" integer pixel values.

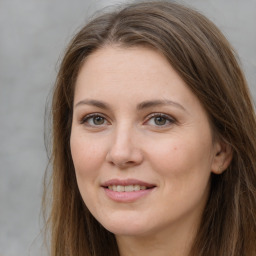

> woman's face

[{"left": 70, "top": 46, "right": 222, "bottom": 237}]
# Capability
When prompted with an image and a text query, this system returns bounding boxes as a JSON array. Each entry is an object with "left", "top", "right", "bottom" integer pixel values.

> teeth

[
  {"left": 134, "top": 185, "right": 140, "bottom": 191},
  {"left": 108, "top": 185, "right": 148, "bottom": 192},
  {"left": 125, "top": 185, "right": 133, "bottom": 192},
  {"left": 117, "top": 185, "right": 125, "bottom": 192}
]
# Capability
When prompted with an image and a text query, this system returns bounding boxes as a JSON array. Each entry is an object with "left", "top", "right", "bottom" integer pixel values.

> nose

[{"left": 106, "top": 126, "right": 143, "bottom": 169}]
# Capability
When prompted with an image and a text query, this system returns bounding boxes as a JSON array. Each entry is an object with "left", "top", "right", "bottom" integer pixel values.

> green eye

[
  {"left": 154, "top": 116, "right": 167, "bottom": 126},
  {"left": 81, "top": 114, "right": 108, "bottom": 126},
  {"left": 146, "top": 113, "right": 176, "bottom": 127},
  {"left": 93, "top": 116, "right": 105, "bottom": 125}
]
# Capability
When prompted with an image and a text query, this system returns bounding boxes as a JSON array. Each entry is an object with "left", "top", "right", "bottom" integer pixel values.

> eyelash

[
  {"left": 80, "top": 113, "right": 176, "bottom": 128},
  {"left": 144, "top": 113, "right": 176, "bottom": 127},
  {"left": 80, "top": 113, "right": 109, "bottom": 126}
]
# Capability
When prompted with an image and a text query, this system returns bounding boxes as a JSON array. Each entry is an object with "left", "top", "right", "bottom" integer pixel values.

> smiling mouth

[
  {"left": 107, "top": 185, "right": 150, "bottom": 192},
  {"left": 102, "top": 179, "right": 156, "bottom": 192},
  {"left": 102, "top": 179, "right": 156, "bottom": 202}
]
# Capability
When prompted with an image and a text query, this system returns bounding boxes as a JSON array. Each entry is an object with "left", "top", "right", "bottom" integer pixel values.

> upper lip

[{"left": 102, "top": 179, "right": 156, "bottom": 188}]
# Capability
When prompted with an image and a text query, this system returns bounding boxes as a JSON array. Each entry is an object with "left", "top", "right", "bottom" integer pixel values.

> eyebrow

[
  {"left": 137, "top": 99, "right": 186, "bottom": 112},
  {"left": 75, "top": 99, "right": 110, "bottom": 109},
  {"left": 74, "top": 99, "right": 186, "bottom": 112}
]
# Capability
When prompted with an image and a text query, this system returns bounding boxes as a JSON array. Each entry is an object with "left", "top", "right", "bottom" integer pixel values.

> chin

[
  {"left": 106, "top": 225, "right": 149, "bottom": 237},
  {"left": 99, "top": 216, "right": 153, "bottom": 237}
]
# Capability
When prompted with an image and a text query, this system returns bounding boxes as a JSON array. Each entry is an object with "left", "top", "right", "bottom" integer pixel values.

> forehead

[
  {"left": 78, "top": 45, "right": 171, "bottom": 78},
  {"left": 75, "top": 46, "right": 189, "bottom": 99}
]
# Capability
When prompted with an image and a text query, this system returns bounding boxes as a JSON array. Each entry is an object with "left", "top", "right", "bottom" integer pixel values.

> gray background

[{"left": 0, "top": 0, "right": 255, "bottom": 255}]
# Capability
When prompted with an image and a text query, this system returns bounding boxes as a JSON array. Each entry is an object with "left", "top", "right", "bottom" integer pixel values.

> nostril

[
  {"left": 116, "top": 161, "right": 135, "bottom": 168},
  {"left": 126, "top": 161, "right": 136, "bottom": 165}
]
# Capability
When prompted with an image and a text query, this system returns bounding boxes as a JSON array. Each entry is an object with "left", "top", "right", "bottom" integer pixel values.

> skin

[{"left": 70, "top": 46, "right": 232, "bottom": 256}]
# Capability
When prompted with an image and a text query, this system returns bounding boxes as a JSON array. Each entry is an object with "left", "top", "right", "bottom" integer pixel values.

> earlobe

[{"left": 211, "top": 141, "right": 233, "bottom": 174}]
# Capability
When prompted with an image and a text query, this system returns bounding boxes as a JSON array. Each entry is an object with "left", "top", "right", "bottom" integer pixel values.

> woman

[{"left": 43, "top": 1, "right": 256, "bottom": 255}]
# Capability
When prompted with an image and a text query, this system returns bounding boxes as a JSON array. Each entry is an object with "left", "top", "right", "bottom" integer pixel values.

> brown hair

[{"left": 43, "top": 1, "right": 256, "bottom": 255}]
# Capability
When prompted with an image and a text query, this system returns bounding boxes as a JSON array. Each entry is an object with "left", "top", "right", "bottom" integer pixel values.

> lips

[
  {"left": 101, "top": 178, "right": 156, "bottom": 190},
  {"left": 101, "top": 179, "right": 156, "bottom": 202}
]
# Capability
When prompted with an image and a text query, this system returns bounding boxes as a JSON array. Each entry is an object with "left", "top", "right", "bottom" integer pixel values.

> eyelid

[
  {"left": 144, "top": 112, "right": 176, "bottom": 126},
  {"left": 80, "top": 113, "right": 110, "bottom": 125}
]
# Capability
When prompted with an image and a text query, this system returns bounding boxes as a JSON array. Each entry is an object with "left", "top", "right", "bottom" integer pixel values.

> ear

[{"left": 211, "top": 140, "right": 233, "bottom": 174}]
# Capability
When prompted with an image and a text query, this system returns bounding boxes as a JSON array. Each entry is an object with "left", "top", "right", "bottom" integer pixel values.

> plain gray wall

[{"left": 0, "top": 1, "right": 255, "bottom": 255}]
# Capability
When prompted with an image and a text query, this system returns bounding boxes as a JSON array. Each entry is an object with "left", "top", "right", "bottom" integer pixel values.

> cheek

[
  {"left": 70, "top": 134, "right": 105, "bottom": 180},
  {"left": 149, "top": 136, "right": 212, "bottom": 211},
  {"left": 70, "top": 133, "right": 106, "bottom": 211},
  {"left": 146, "top": 134, "right": 213, "bottom": 184}
]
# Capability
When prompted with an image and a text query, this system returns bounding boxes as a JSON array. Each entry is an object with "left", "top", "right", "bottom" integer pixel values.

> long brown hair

[{"left": 43, "top": 1, "right": 256, "bottom": 255}]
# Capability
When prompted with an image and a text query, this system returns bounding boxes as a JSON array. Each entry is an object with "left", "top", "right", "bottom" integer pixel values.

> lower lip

[{"left": 103, "top": 187, "right": 155, "bottom": 202}]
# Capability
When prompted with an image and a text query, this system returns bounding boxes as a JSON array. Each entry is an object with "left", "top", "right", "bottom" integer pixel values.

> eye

[
  {"left": 80, "top": 114, "right": 109, "bottom": 127},
  {"left": 145, "top": 113, "right": 176, "bottom": 127}
]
